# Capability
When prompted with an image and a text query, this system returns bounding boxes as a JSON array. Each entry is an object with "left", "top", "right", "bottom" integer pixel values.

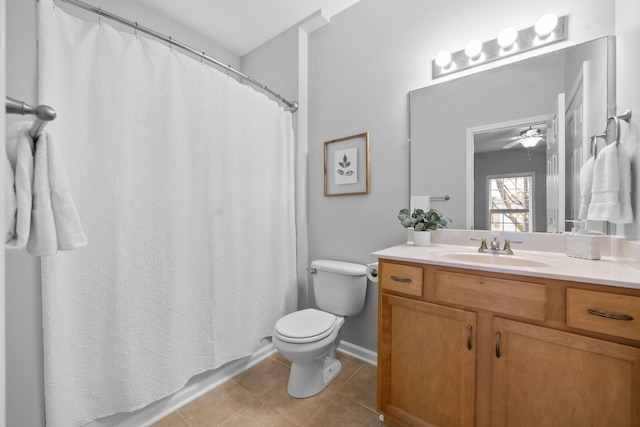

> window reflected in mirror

[{"left": 489, "top": 174, "right": 533, "bottom": 232}]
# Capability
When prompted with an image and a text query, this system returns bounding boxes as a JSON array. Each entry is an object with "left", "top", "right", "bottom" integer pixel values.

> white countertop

[{"left": 372, "top": 244, "right": 640, "bottom": 290}]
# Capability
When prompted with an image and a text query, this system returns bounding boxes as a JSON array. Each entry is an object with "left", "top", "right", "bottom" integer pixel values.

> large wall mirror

[{"left": 410, "top": 36, "right": 614, "bottom": 233}]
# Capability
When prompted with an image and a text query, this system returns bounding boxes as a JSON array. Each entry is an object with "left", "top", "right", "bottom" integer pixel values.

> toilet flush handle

[{"left": 307, "top": 267, "right": 317, "bottom": 274}]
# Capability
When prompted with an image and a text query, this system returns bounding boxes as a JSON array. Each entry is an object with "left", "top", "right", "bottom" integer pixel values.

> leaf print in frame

[
  {"left": 334, "top": 148, "right": 358, "bottom": 185},
  {"left": 323, "top": 132, "right": 369, "bottom": 196}
]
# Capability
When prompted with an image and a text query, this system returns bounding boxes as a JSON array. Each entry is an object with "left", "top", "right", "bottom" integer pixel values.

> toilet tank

[{"left": 311, "top": 260, "right": 368, "bottom": 316}]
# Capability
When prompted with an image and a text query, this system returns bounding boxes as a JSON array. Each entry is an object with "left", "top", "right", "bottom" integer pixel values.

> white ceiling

[{"left": 133, "top": 0, "right": 361, "bottom": 57}]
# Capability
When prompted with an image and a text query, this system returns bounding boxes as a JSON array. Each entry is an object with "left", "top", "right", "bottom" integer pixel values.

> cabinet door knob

[
  {"left": 587, "top": 308, "right": 634, "bottom": 321},
  {"left": 495, "top": 332, "right": 501, "bottom": 358},
  {"left": 467, "top": 325, "right": 473, "bottom": 350},
  {"left": 390, "top": 275, "right": 412, "bottom": 283}
]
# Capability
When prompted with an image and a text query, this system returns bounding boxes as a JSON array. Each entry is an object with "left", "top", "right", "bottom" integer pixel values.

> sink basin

[{"left": 439, "top": 252, "right": 551, "bottom": 268}]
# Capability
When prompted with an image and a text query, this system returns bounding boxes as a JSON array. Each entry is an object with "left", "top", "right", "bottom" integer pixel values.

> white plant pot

[
  {"left": 406, "top": 228, "right": 414, "bottom": 244},
  {"left": 413, "top": 230, "right": 431, "bottom": 246}
]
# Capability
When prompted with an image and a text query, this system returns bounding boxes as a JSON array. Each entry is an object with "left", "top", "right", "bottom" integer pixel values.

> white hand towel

[
  {"left": 27, "top": 135, "right": 58, "bottom": 256},
  {"left": 45, "top": 131, "right": 87, "bottom": 250},
  {"left": 614, "top": 143, "right": 633, "bottom": 224},
  {"left": 5, "top": 153, "right": 17, "bottom": 243},
  {"left": 587, "top": 143, "right": 620, "bottom": 221},
  {"left": 26, "top": 131, "right": 87, "bottom": 255},
  {"left": 5, "top": 122, "right": 34, "bottom": 251},
  {"left": 577, "top": 156, "right": 594, "bottom": 220}
]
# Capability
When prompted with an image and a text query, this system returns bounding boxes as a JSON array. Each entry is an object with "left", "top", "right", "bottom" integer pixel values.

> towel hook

[
  {"left": 590, "top": 132, "right": 606, "bottom": 158},
  {"left": 605, "top": 108, "right": 633, "bottom": 147},
  {"left": 607, "top": 115, "right": 621, "bottom": 147}
]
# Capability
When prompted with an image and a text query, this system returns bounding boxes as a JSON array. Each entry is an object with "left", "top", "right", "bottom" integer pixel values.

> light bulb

[
  {"left": 520, "top": 136, "right": 542, "bottom": 148},
  {"left": 435, "top": 50, "right": 452, "bottom": 68},
  {"left": 535, "top": 14, "right": 558, "bottom": 38},
  {"left": 498, "top": 27, "right": 518, "bottom": 49},
  {"left": 464, "top": 39, "right": 483, "bottom": 60}
]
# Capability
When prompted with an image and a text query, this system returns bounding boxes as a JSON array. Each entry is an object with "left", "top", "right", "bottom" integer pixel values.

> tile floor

[{"left": 152, "top": 351, "right": 386, "bottom": 426}]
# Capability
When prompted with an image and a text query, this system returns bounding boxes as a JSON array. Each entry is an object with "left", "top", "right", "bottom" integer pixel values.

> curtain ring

[
  {"left": 134, "top": 22, "right": 138, "bottom": 38},
  {"left": 98, "top": 7, "right": 102, "bottom": 25},
  {"left": 201, "top": 52, "right": 205, "bottom": 65},
  {"left": 169, "top": 36, "right": 172, "bottom": 51}
]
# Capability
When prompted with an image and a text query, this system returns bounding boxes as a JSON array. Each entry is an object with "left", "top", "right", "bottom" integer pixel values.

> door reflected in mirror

[{"left": 410, "top": 36, "right": 612, "bottom": 233}]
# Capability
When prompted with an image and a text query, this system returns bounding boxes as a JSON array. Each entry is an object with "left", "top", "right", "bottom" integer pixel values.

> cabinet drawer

[
  {"left": 567, "top": 288, "right": 640, "bottom": 341},
  {"left": 434, "top": 271, "right": 546, "bottom": 321},
  {"left": 380, "top": 263, "right": 423, "bottom": 297}
]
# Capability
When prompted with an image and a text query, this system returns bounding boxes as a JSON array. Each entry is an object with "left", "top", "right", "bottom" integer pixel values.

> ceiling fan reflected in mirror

[{"left": 501, "top": 126, "right": 546, "bottom": 149}]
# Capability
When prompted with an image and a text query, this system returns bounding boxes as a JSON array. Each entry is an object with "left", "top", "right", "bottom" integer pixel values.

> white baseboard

[
  {"left": 338, "top": 341, "right": 377, "bottom": 366},
  {"left": 97, "top": 340, "right": 376, "bottom": 426},
  {"left": 108, "top": 344, "right": 277, "bottom": 427}
]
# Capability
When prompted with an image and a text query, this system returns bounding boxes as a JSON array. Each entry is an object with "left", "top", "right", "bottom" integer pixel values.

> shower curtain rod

[{"left": 55, "top": 0, "right": 299, "bottom": 113}]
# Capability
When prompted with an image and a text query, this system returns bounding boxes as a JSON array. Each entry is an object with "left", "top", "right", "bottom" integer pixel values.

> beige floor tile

[
  {"left": 232, "top": 357, "right": 290, "bottom": 395},
  {"left": 326, "top": 353, "right": 365, "bottom": 391},
  {"left": 270, "top": 352, "right": 291, "bottom": 367},
  {"left": 257, "top": 380, "right": 335, "bottom": 425},
  {"left": 339, "top": 364, "right": 378, "bottom": 411},
  {"left": 178, "top": 381, "right": 256, "bottom": 427},
  {"left": 219, "top": 400, "right": 296, "bottom": 427},
  {"left": 151, "top": 411, "right": 190, "bottom": 427},
  {"left": 155, "top": 352, "right": 381, "bottom": 427},
  {"left": 303, "top": 394, "right": 384, "bottom": 427}
]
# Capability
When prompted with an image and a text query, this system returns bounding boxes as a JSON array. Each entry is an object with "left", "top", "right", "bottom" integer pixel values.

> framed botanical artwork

[{"left": 324, "top": 132, "right": 370, "bottom": 197}]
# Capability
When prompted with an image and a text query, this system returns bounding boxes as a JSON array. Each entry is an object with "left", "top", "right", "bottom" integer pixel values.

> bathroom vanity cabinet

[{"left": 376, "top": 257, "right": 640, "bottom": 427}]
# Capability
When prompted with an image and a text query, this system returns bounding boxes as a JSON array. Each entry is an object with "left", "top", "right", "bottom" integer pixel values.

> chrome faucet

[
  {"left": 489, "top": 237, "right": 501, "bottom": 251},
  {"left": 471, "top": 237, "right": 488, "bottom": 252},
  {"left": 471, "top": 237, "right": 522, "bottom": 255}
]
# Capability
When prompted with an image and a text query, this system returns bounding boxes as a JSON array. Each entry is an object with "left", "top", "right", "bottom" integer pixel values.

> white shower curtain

[{"left": 36, "top": 1, "right": 297, "bottom": 425}]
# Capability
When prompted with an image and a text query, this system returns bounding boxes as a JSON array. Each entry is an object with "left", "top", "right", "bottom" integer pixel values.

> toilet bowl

[
  {"left": 273, "top": 309, "right": 345, "bottom": 398},
  {"left": 272, "top": 260, "right": 367, "bottom": 398}
]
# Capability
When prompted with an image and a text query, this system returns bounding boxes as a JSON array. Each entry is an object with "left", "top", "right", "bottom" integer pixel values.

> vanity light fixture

[
  {"left": 435, "top": 49, "right": 453, "bottom": 68},
  {"left": 535, "top": 13, "right": 559, "bottom": 39},
  {"left": 432, "top": 14, "right": 567, "bottom": 79},
  {"left": 497, "top": 27, "right": 518, "bottom": 52},
  {"left": 464, "top": 39, "right": 483, "bottom": 60}
]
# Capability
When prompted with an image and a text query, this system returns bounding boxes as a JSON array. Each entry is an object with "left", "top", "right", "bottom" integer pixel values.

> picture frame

[{"left": 324, "top": 132, "right": 370, "bottom": 197}]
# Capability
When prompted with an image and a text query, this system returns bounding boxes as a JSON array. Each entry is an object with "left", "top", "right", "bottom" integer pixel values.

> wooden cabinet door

[
  {"left": 492, "top": 318, "right": 640, "bottom": 427},
  {"left": 378, "top": 294, "right": 476, "bottom": 427}
]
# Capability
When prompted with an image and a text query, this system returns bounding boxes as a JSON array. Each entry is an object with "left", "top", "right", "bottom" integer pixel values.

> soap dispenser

[{"left": 565, "top": 220, "right": 602, "bottom": 260}]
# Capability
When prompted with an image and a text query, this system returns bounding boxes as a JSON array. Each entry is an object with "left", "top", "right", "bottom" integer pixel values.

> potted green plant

[{"left": 398, "top": 208, "right": 449, "bottom": 246}]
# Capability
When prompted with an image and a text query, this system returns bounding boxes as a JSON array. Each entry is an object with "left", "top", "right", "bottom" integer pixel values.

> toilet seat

[{"left": 274, "top": 309, "right": 337, "bottom": 344}]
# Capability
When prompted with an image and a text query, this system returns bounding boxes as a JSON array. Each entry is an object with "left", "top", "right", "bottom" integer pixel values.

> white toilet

[{"left": 272, "top": 259, "right": 368, "bottom": 398}]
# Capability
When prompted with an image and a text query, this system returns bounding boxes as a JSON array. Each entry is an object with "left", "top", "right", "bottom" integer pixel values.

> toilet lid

[{"left": 274, "top": 309, "right": 337, "bottom": 343}]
